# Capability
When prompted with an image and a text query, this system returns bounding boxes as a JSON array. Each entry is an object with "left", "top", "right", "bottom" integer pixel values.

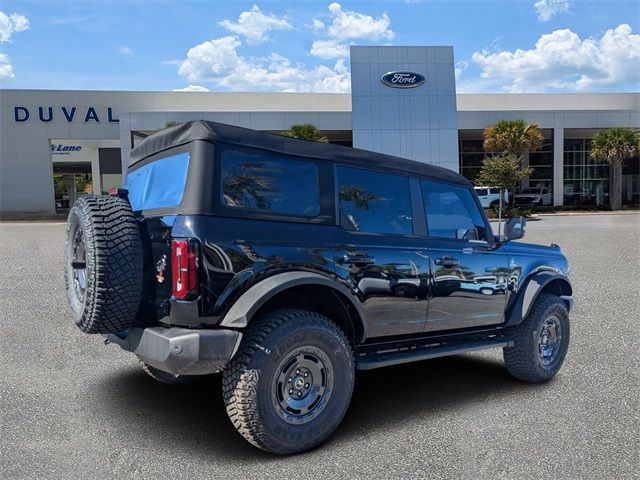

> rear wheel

[
  {"left": 222, "top": 309, "right": 355, "bottom": 454},
  {"left": 64, "top": 195, "right": 143, "bottom": 334},
  {"left": 503, "top": 294, "right": 570, "bottom": 382}
]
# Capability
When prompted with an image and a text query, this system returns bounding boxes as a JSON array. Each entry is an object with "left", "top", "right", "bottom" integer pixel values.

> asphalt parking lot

[{"left": 1, "top": 214, "right": 638, "bottom": 479}]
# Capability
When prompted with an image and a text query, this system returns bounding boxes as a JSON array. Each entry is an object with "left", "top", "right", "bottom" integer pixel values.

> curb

[{"left": 536, "top": 211, "right": 640, "bottom": 217}]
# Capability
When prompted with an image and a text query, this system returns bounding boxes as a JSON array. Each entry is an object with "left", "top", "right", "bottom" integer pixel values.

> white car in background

[
  {"left": 474, "top": 186, "right": 508, "bottom": 209},
  {"left": 515, "top": 187, "right": 552, "bottom": 206}
]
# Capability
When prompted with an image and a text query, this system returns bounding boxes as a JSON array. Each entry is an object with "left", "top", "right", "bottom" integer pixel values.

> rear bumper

[{"left": 105, "top": 327, "right": 242, "bottom": 376}]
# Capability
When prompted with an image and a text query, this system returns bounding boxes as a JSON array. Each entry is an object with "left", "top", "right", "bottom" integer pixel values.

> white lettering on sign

[{"left": 391, "top": 73, "right": 417, "bottom": 84}]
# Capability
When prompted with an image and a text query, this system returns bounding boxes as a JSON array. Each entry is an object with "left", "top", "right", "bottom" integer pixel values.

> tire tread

[
  {"left": 64, "top": 195, "right": 143, "bottom": 334},
  {"left": 222, "top": 309, "right": 353, "bottom": 454}
]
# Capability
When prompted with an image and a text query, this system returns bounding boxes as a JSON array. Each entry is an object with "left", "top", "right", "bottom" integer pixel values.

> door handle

[
  {"left": 343, "top": 254, "right": 375, "bottom": 266},
  {"left": 434, "top": 256, "right": 459, "bottom": 268}
]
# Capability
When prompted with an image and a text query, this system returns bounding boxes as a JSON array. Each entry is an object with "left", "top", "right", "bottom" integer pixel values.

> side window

[
  {"left": 421, "top": 180, "right": 488, "bottom": 240},
  {"left": 337, "top": 166, "right": 412, "bottom": 235},
  {"left": 220, "top": 149, "right": 320, "bottom": 217}
]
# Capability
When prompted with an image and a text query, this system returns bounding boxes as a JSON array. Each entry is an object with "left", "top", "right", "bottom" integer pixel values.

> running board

[{"left": 355, "top": 338, "right": 513, "bottom": 370}]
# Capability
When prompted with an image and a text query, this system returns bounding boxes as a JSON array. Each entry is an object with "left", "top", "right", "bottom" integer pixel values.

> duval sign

[
  {"left": 380, "top": 71, "right": 426, "bottom": 88},
  {"left": 13, "top": 106, "right": 119, "bottom": 123}
]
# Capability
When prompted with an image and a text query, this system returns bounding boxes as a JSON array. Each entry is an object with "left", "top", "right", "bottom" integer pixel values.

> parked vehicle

[
  {"left": 64, "top": 121, "right": 573, "bottom": 455},
  {"left": 474, "top": 186, "right": 508, "bottom": 209},
  {"left": 515, "top": 187, "right": 552, "bottom": 206}
]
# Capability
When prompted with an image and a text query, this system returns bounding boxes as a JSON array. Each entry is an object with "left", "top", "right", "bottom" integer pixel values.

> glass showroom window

[
  {"left": 459, "top": 133, "right": 553, "bottom": 198},
  {"left": 563, "top": 138, "right": 610, "bottom": 206},
  {"left": 528, "top": 137, "right": 553, "bottom": 194},
  {"left": 458, "top": 138, "right": 487, "bottom": 183}
]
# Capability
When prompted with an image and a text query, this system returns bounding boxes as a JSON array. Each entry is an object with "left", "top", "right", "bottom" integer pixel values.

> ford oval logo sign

[{"left": 381, "top": 71, "right": 426, "bottom": 88}]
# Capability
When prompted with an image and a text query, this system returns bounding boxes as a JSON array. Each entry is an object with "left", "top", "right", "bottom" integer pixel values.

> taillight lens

[{"left": 172, "top": 239, "right": 198, "bottom": 299}]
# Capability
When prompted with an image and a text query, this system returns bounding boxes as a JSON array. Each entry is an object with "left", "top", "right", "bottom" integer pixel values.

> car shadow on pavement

[{"left": 94, "top": 353, "right": 533, "bottom": 461}]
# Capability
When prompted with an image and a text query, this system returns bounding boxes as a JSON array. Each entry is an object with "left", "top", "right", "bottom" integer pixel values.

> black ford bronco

[{"left": 64, "top": 121, "right": 573, "bottom": 454}]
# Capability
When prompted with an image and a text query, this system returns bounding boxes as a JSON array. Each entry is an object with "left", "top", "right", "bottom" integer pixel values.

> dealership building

[{"left": 1, "top": 45, "right": 638, "bottom": 216}]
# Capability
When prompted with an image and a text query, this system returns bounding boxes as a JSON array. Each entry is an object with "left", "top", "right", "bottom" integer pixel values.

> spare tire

[{"left": 64, "top": 195, "right": 143, "bottom": 334}]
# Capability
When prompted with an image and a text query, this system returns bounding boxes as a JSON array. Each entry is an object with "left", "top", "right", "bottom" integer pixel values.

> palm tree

[
  {"left": 590, "top": 127, "right": 640, "bottom": 210},
  {"left": 223, "top": 162, "right": 278, "bottom": 209},
  {"left": 482, "top": 119, "right": 544, "bottom": 207},
  {"left": 280, "top": 124, "right": 329, "bottom": 143},
  {"left": 340, "top": 185, "right": 379, "bottom": 209},
  {"left": 164, "top": 121, "right": 181, "bottom": 128},
  {"left": 483, "top": 119, "right": 544, "bottom": 158}
]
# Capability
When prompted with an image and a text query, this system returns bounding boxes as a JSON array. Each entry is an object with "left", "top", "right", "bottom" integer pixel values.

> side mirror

[
  {"left": 504, "top": 216, "right": 526, "bottom": 241},
  {"left": 456, "top": 228, "right": 478, "bottom": 240}
]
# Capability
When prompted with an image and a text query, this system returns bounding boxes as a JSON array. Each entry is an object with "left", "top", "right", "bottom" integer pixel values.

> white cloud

[
  {"left": 471, "top": 24, "right": 640, "bottom": 92},
  {"left": 178, "top": 36, "right": 242, "bottom": 81},
  {"left": 454, "top": 60, "right": 468, "bottom": 82},
  {"left": 219, "top": 4, "right": 291, "bottom": 45},
  {"left": 0, "top": 52, "right": 14, "bottom": 80},
  {"left": 118, "top": 46, "right": 134, "bottom": 56},
  {"left": 405, "top": 0, "right": 424, "bottom": 4},
  {"left": 0, "top": 11, "right": 29, "bottom": 43},
  {"left": 310, "top": 39, "right": 350, "bottom": 60},
  {"left": 533, "top": 0, "right": 571, "bottom": 22},
  {"left": 177, "top": 35, "right": 350, "bottom": 92},
  {"left": 308, "top": 3, "right": 393, "bottom": 60},
  {"left": 310, "top": 18, "right": 325, "bottom": 31},
  {"left": 178, "top": 4, "right": 397, "bottom": 92},
  {"left": 325, "top": 3, "right": 393, "bottom": 41},
  {"left": 173, "top": 85, "right": 210, "bottom": 92}
]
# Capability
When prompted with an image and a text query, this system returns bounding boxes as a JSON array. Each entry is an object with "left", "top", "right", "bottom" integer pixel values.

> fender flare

[
  {"left": 219, "top": 271, "right": 368, "bottom": 341},
  {"left": 505, "top": 271, "right": 573, "bottom": 327}
]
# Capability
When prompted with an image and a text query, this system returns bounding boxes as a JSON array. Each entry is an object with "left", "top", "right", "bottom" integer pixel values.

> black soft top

[{"left": 130, "top": 120, "right": 470, "bottom": 186}]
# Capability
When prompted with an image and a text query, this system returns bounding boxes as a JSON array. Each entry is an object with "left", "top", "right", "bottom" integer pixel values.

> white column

[
  {"left": 91, "top": 151, "right": 102, "bottom": 195},
  {"left": 119, "top": 114, "right": 132, "bottom": 181},
  {"left": 553, "top": 127, "right": 564, "bottom": 206}
]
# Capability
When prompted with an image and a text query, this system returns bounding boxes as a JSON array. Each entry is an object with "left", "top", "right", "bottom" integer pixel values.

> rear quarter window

[
  {"left": 125, "top": 152, "right": 189, "bottom": 211},
  {"left": 220, "top": 149, "right": 320, "bottom": 218}
]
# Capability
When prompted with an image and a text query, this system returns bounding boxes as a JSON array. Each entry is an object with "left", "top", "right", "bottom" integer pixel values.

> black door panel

[
  {"left": 333, "top": 238, "right": 430, "bottom": 338},
  {"left": 333, "top": 165, "right": 429, "bottom": 339},
  {"left": 420, "top": 179, "right": 508, "bottom": 332},
  {"left": 426, "top": 240, "right": 509, "bottom": 332}
]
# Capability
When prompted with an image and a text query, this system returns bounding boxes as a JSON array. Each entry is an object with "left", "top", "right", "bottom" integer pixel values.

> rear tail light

[{"left": 172, "top": 239, "right": 198, "bottom": 299}]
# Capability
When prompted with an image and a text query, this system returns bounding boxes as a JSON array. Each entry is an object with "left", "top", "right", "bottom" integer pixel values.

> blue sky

[{"left": 0, "top": 0, "right": 638, "bottom": 93}]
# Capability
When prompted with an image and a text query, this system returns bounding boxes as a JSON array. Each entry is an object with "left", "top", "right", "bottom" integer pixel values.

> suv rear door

[
  {"left": 421, "top": 180, "right": 509, "bottom": 332},
  {"left": 332, "top": 166, "right": 430, "bottom": 339}
]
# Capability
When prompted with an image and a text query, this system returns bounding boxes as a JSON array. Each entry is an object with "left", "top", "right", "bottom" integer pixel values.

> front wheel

[
  {"left": 503, "top": 294, "right": 570, "bottom": 382},
  {"left": 222, "top": 309, "right": 355, "bottom": 454}
]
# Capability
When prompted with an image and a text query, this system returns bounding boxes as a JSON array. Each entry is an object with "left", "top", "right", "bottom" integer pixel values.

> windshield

[{"left": 519, "top": 188, "right": 539, "bottom": 194}]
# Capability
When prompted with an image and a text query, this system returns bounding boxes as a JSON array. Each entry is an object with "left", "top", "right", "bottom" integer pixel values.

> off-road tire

[
  {"left": 222, "top": 309, "right": 355, "bottom": 454},
  {"left": 503, "top": 293, "right": 570, "bottom": 383},
  {"left": 64, "top": 195, "right": 143, "bottom": 334},
  {"left": 140, "top": 361, "right": 202, "bottom": 384}
]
